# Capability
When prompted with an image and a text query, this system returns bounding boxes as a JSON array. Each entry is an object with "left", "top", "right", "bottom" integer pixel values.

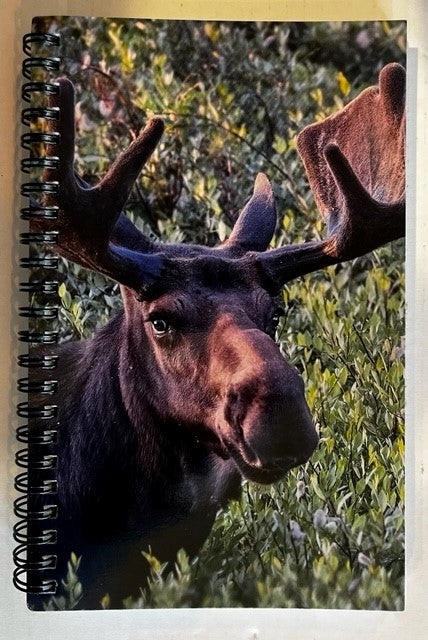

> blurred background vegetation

[{"left": 32, "top": 18, "right": 405, "bottom": 609}]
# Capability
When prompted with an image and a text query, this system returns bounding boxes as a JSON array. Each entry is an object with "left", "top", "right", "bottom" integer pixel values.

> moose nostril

[
  {"left": 271, "top": 455, "right": 298, "bottom": 468},
  {"left": 266, "top": 432, "right": 318, "bottom": 470},
  {"left": 242, "top": 393, "right": 318, "bottom": 467}
]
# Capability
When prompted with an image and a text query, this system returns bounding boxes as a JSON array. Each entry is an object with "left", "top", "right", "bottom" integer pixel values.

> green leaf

[{"left": 337, "top": 71, "right": 351, "bottom": 96}]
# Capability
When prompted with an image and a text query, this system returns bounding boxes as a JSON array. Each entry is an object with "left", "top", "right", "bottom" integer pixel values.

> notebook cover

[{"left": 15, "top": 15, "right": 407, "bottom": 612}]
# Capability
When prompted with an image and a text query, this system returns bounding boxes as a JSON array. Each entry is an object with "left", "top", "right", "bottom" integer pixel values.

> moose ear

[{"left": 224, "top": 173, "right": 277, "bottom": 251}]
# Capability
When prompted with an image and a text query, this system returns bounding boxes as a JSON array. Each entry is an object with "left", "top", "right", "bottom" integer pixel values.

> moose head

[{"left": 34, "top": 63, "right": 405, "bottom": 487}]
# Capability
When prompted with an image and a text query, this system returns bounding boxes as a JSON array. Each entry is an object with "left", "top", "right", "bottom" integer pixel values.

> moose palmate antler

[{"left": 258, "top": 62, "right": 405, "bottom": 284}]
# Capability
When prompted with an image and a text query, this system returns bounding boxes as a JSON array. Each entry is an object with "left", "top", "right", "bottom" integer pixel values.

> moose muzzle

[{"left": 211, "top": 318, "right": 319, "bottom": 483}]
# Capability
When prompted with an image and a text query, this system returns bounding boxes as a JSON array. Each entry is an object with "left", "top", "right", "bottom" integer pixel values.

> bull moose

[{"left": 25, "top": 62, "right": 405, "bottom": 608}]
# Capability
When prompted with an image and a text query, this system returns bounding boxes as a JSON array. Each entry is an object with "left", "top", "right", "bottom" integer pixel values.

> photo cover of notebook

[{"left": 15, "top": 16, "right": 405, "bottom": 610}]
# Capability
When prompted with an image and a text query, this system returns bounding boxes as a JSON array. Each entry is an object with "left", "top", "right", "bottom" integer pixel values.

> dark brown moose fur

[{"left": 27, "top": 64, "right": 405, "bottom": 609}]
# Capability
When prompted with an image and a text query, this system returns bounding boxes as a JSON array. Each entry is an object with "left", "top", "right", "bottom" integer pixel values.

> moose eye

[
  {"left": 267, "top": 308, "right": 284, "bottom": 338},
  {"left": 272, "top": 313, "right": 281, "bottom": 328},
  {"left": 151, "top": 318, "right": 170, "bottom": 336}
]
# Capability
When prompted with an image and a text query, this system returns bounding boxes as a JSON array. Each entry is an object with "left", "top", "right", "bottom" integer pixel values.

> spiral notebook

[{"left": 13, "top": 12, "right": 409, "bottom": 615}]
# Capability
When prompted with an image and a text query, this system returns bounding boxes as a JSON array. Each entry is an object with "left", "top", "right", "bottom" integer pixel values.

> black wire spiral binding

[{"left": 13, "top": 31, "right": 61, "bottom": 597}]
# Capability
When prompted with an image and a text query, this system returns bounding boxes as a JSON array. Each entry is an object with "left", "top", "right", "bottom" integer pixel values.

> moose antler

[
  {"left": 33, "top": 78, "right": 165, "bottom": 289},
  {"left": 258, "top": 63, "right": 405, "bottom": 285},
  {"left": 31, "top": 65, "right": 405, "bottom": 293}
]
